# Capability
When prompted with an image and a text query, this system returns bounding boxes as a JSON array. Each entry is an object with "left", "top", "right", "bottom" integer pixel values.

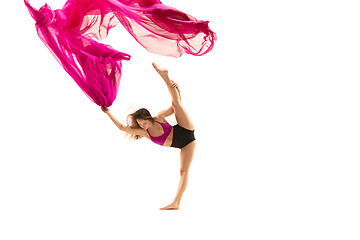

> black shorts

[{"left": 170, "top": 124, "right": 196, "bottom": 149}]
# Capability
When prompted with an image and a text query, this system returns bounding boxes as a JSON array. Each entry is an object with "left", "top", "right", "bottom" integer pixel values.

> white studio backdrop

[{"left": 0, "top": 0, "right": 359, "bottom": 239}]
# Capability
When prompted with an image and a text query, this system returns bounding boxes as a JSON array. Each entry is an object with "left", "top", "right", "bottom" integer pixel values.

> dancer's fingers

[{"left": 101, "top": 106, "right": 109, "bottom": 112}]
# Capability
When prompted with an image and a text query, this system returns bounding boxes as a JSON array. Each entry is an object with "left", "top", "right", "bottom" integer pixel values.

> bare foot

[
  {"left": 159, "top": 202, "right": 179, "bottom": 210},
  {"left": 152, "top": 62, "right": 169, "bottom": 79}
]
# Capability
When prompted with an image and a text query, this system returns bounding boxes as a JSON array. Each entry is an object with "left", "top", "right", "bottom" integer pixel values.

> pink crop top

[{"left": 147, "top": 121, "right": 172, "bottom": 146}]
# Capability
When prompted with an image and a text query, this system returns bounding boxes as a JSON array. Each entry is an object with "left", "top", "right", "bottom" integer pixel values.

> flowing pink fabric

[{"left": 24, "top": 0, "right": 216, "bottom": 106}]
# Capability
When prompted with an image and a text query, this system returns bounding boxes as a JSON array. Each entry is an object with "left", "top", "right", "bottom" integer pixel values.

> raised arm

[
  {"left": 156, "top": 106, "right": 174, "bottom": 121},
  {"left": 101, "top": 106, "right": 147, "bottom": 137}
]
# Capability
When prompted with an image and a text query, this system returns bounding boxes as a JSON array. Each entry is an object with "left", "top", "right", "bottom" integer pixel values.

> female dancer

[{"left": 101, "top": 63, "right": 196, "bottom": 210}]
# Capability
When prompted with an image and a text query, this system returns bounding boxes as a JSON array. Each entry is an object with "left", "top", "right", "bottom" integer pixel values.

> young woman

[{"left": 101, "top": 63, "right": 196, "bottom": 210}]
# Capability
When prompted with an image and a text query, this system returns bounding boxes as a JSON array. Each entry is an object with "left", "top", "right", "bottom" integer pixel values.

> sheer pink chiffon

[{"left": 24, "top": 0, "right": 216, "bottom": 106}]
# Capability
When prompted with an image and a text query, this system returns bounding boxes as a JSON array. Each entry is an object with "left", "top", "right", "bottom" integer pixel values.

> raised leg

[
  {"left": 152, "top": 63, "right": 194, "bottom": 130},
  {"left": 172, "top": 104, "right": 194, "bottom": 131},
  {"left": 160, "top": 140, "right": 196, "bottom": 210}
]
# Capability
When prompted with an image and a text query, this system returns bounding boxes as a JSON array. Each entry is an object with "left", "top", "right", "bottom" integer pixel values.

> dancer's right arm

[{"left": 101, "top": 107, "right": 147, "bottom": 137}]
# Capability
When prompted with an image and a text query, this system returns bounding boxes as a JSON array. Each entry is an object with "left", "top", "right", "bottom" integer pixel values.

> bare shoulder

[{"left": 154, "top": 116, "right": 168, "bottom": 123}]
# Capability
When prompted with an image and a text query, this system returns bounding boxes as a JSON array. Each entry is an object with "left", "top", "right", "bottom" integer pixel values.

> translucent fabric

[{"left": 24, "top": 0, "right": 216, "bottom": 106}]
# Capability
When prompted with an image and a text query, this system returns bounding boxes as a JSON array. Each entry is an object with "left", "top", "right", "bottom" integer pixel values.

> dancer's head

[{"left": 127, "top": 108, "right": 154, "bottom": 139}]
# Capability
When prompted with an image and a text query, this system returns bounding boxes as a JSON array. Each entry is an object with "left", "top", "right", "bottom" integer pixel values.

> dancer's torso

[{"left": 146, "top": 120, "right": 173, "bottom": 147}]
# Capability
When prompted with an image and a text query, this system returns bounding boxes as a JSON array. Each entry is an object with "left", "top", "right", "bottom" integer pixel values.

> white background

[{"left": 1, "top": 0, "right": 359, "bottom": 239}]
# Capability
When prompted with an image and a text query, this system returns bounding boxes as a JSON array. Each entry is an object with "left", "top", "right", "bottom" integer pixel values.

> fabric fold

[{"left": 25, "top": 0, "right": 216, "bottom": 106}]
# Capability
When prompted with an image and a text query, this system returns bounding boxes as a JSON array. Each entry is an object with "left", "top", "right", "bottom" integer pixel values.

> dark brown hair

[{"left": 126, "top": 108, "right": 155, "bottom": 140}]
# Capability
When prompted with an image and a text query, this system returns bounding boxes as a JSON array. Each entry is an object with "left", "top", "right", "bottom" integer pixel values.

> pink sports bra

[{"left": 147, "top": 121, "right": 172, "bottom": 146}]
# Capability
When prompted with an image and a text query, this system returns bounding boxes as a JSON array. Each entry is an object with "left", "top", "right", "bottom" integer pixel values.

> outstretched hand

[{"left": 101, "top": 106, "right": 109, "bottom": 113}]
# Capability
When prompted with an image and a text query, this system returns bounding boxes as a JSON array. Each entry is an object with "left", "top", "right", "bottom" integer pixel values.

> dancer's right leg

[{"left": 152, "top": 63, "right": 194, "bottom": 130}]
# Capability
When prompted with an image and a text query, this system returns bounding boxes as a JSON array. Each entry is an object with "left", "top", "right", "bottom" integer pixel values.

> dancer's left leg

[{"left": 160, "top": 140, "right": 196, "bottom": 210}]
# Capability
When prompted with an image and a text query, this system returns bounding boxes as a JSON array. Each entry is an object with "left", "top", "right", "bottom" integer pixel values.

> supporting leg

[{"left": 160, "top": 140, "right": 196, "bottom": 210}]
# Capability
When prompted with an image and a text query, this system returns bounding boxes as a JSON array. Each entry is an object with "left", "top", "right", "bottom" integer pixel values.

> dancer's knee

[
  {"left": 172, "top": 103, "right": 185, "bottom": 117},
  {"left": 180, "top": 169, "right": 189, "bottom": 176},
  {"left": 172, "top": 101, "right": 182, "bottom": 109}
]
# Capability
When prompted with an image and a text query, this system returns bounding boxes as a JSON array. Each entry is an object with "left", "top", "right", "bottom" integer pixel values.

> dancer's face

[{"left": 137, "top": 118, "right": 151, "bottom": 130}]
